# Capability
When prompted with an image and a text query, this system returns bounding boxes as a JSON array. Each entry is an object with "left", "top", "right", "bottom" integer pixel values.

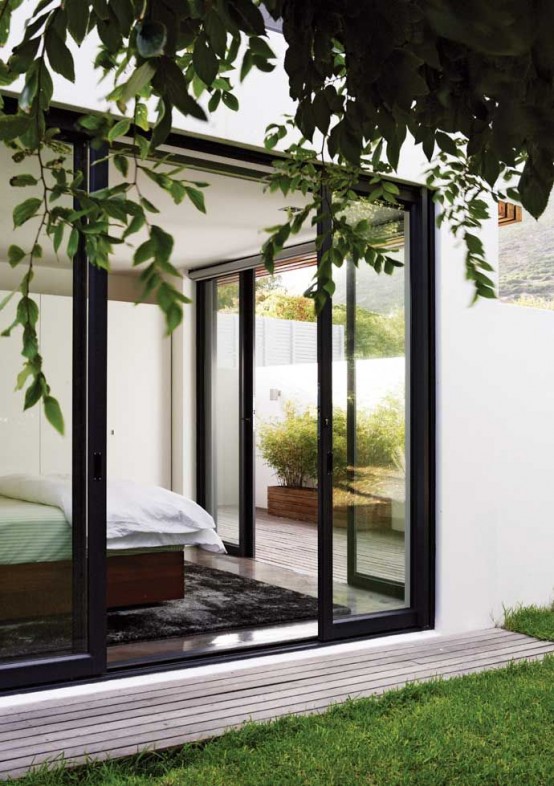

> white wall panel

[
  {"left": 39, "top": 294, "right": 73, "bottom": 475},
  {"left": 107, "top": 301, "right": 172, "bottom": 488}
]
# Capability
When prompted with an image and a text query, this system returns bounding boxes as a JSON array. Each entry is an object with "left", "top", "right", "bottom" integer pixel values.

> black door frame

[
  {"left": 196, "top": 271, "right": 255, "bottom": 558},
  {"left": 318, "top": 183, "right": 435, "bottom": 641},
  {"left": 0, "top": 136, "right": 108, "bottom": 692}
]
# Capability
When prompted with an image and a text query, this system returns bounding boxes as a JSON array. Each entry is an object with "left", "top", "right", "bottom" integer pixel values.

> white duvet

[{"left": 0, "top": 474, "right": 226, "bottom": 553}]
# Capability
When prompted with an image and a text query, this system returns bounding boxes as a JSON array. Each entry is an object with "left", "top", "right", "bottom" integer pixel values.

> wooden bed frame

[{"left": 0, "top": 551, "right": 185, "bottom": 622}]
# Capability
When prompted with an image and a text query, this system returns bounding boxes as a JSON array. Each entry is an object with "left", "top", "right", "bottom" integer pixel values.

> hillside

[{"left": 499, "top": 199, "right": 554, "bottom": 302}]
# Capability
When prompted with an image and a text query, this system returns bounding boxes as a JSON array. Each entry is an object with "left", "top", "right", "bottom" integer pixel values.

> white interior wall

[
  {"left": 0, "top": 293, "right": 40, "bottom": 476},
  {"left": 106, "top": 300, "right": 172, "bottom": 487},
  {"left": 0, "top": 275, "right": 172, "bottom": 487}
]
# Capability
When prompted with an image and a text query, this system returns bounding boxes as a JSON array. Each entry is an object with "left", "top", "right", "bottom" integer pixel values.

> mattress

[
  {"left": 0, "top": 496, "right": 71, "bottom": 565},
  {"left": 0, "top": 496, "right": 184, "bottom": 566}
]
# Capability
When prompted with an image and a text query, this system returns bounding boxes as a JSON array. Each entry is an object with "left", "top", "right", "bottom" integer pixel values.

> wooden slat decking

[
  {"left": 218, "top": 508, "right": 406, "bottom": 584},
  {"left": 1, "top": 628, "right": 553, "bottom": 780}
]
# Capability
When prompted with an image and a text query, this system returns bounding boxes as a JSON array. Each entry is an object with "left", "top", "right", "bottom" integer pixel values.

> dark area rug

[
  {"left": 0, "top": 561, "right": 350, "bottom": 658},
  {"left": 107, "top": 561, "right": 350, "bottom": 645}
]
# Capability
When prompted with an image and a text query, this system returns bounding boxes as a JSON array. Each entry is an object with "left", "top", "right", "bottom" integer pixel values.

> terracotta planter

[{"left": 267, "top": 486, "right": 318, "bottom": 523}]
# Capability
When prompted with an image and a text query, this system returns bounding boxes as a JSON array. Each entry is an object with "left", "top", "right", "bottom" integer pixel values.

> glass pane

[
  {"left": 332, "top": 199, "right": 409, "bottom": 619},
  {"left": 0, "top": 142, "right": 85, "bottom": 661},
  {"left": 255, "top": 260, "right": 318, "bottom": 590},
  {"left": 213, "top": 276, "right": 241, "bottom": 545}
]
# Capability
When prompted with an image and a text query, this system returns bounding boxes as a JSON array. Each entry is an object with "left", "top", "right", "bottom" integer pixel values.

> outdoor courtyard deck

[{"left": 219, "top": 507, "right": 406, "bottom": 585}]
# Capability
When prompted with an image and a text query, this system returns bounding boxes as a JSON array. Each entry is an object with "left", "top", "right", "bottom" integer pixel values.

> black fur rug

[{"left": 0, "top": 561, "right": 350, "bottom": 658}]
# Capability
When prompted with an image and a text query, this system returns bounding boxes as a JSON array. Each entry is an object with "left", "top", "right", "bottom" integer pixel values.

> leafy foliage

[
  {"left": 258, "top": 396, "right": 405, "bottom": 488},
  {"left": 258, "top": 402, "right": 319, "bottom": 488},
  {"left": 1, "top": 0, "right": 554, "bottom": 424}
]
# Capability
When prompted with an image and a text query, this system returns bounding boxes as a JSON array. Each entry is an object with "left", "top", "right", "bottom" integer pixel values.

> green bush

[
  {"left": 258, "top": 397, "right": 405, "bottom": 488},
  {"left": 257, "top": 402, "right": 318, "bottom": 488}
]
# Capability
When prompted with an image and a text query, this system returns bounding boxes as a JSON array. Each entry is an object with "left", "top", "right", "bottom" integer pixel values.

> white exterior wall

[
  {"left": 2, "top": 12, "right": 553, "bottom": 635},
  {"left": 436, "top": 220, "right": 554, "bottom": 632}
]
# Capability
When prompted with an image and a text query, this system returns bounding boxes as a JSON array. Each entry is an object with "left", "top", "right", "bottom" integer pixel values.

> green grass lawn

[
  {"left": 504, "top": 603, "right": 554, "bottom": 642},
  {"left": 14, "top": 654, "right": 554, "bottom": 786}
]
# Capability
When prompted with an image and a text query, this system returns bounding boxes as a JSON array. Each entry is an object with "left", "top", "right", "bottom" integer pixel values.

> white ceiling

[{"left": 0, "top": 145, "right": 315, "bottom": 275}]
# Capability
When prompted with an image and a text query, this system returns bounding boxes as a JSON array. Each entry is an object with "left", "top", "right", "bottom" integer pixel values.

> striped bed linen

[
  {"left": 0, "top": 495, "right": 70, "bottom": 565},
  {"left": 0, "top": 496, "right": 184, "bottom": 565}
]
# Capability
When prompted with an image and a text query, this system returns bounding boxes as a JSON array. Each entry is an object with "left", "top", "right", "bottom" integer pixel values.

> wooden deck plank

[
  {"left": 218, "top": 509, "right": 406, "bottom": 584},
  {"left": 0, "top": 630, "right": 526, "bottom": 726},
  {"left": 1, "top": 647, "right": 552, "bottom": 775},
  {"left": 0, "top": 630, "right": 552, "bottom": 778},
  {"left": 2, "top": 635, "right": 543, "bottom": 743},
  {"left": 0, "top": 630, "right": 521, "bottom": 726},
  {"left": 2, "top": 639, "right": 554, "bottom": 755}
]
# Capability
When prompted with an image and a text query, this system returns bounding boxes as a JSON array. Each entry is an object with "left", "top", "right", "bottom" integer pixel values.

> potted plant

[
  {"left": 258, "top": 396, "right": 406, "bottom": 528},
  {"left": 258, "top": 402, "right": 319, "bottom": 523}
]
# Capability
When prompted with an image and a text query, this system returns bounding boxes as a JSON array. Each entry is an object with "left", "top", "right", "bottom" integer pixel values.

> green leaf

[
  {"left": 15, "top": 363, "right": 33, "bottom": 391},
  {"left": 134, "top": 239, "right": 155, "bottom": 265},
  {"left": 77, "top": 114, "right": 104, "bottom": 131},
  {"left": 123, "top": 211, "right": 145, "bottom": 238},
  {"left": 0, "top": 113, "right": 31, "bottom": 141},
  {"left": 66, "top": 0, "right": 90, "bottom": 44},
  {"left": 205, "top": 11, "right": 227, "bottom": 58},
  {"left": 193, "top": 33, "right": 219, "bottom": 87},
  {"left": 435, "top": 132, "right": 459, "bottom": 158},
  {"left": 208, "top": 90, "right": 221, "bottom": 112},
  {"left": 44, "top": 395, "right": 65, "bottom": 435},
  {"left": 45, "top": 27, "right": 75, "bottom": 82},
  {"left": 233, "top": 0, "right": 265, "bottom": 34},
  {"left": 66, "top": 227, "right": 79, "bottom": 258},
  {"left": 519, "top": 154, "right": 554, "bottom": 220},
  {"left": 135, "top": 103, "right": 149, "bottom": 131},
  {"left": 8, "top": 245, "right": 26, "bottom": 267},
  {"left": 8, "top": 36, "right": 41, "bottom": 75},
  {"left": 113, "top": 154, "right": 129, "bottom": 177},
  {"left": 140, "top": 196, "right": 160, "bottom": 213},
  {"left": 185, "top": 186, "right": 206, "bottom": 213},
  {"left": 159, "top": 62, "right": 207, "bottom": 121},
  {"left": 222, "top": 91, "right": 239, "bottom": 111},
  {"left": 240, "top": 49, "right": 254, "bottom": 81},
  {"left": 151, "top": 225, "right": 174, "bottom": 264},
  {"left": 9, "top": 174, "right": 38, "bottom": 187},
  {"left": 24, "top": 376, "right": 43, "bottom": 410},
  {"left": 136, "top": 21, "right": 167, "bottom": 58},
  {"left": 107, "top": 118, "right": 131, "bottom": 142},
  {"left": 312, "top": 92, "right": 331, "bottom": 135},
  {"left": 17, "top": 296, "right": 39, "bottom": 327},
  {"left": 52, "top": 223, "right": 64, "bottom": 253},
  {"left": 13, "top": 198, "right": 42, "bottom": 227},
  {"left": 249, "top": 36, "right": 275, "bottom": 59},
  {"left": 119, "top": 61, "right": 157, "bottom": 106}
]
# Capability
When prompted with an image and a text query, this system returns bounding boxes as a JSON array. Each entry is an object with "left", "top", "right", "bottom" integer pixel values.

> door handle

[{"left": 92, "top": 452, "right": 103, "bottom": 482}]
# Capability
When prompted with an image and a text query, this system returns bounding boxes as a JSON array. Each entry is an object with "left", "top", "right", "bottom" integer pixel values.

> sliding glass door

[
  {"left": 0, "top": 141, "right": 107, "bottom": 690},
  {"left": 197, "top": 272, "right": 254, "bottom": 557},
  {"left": 196, "top": 183, "right": 433, "bottom": 647},
  {"left": 318, "top": 187, "right": 434, "bottom": 640}
]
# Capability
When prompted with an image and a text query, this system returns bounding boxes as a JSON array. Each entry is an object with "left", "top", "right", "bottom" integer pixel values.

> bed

[{"left": 0, "top": 475, "right": 225, "bottom": 621}]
